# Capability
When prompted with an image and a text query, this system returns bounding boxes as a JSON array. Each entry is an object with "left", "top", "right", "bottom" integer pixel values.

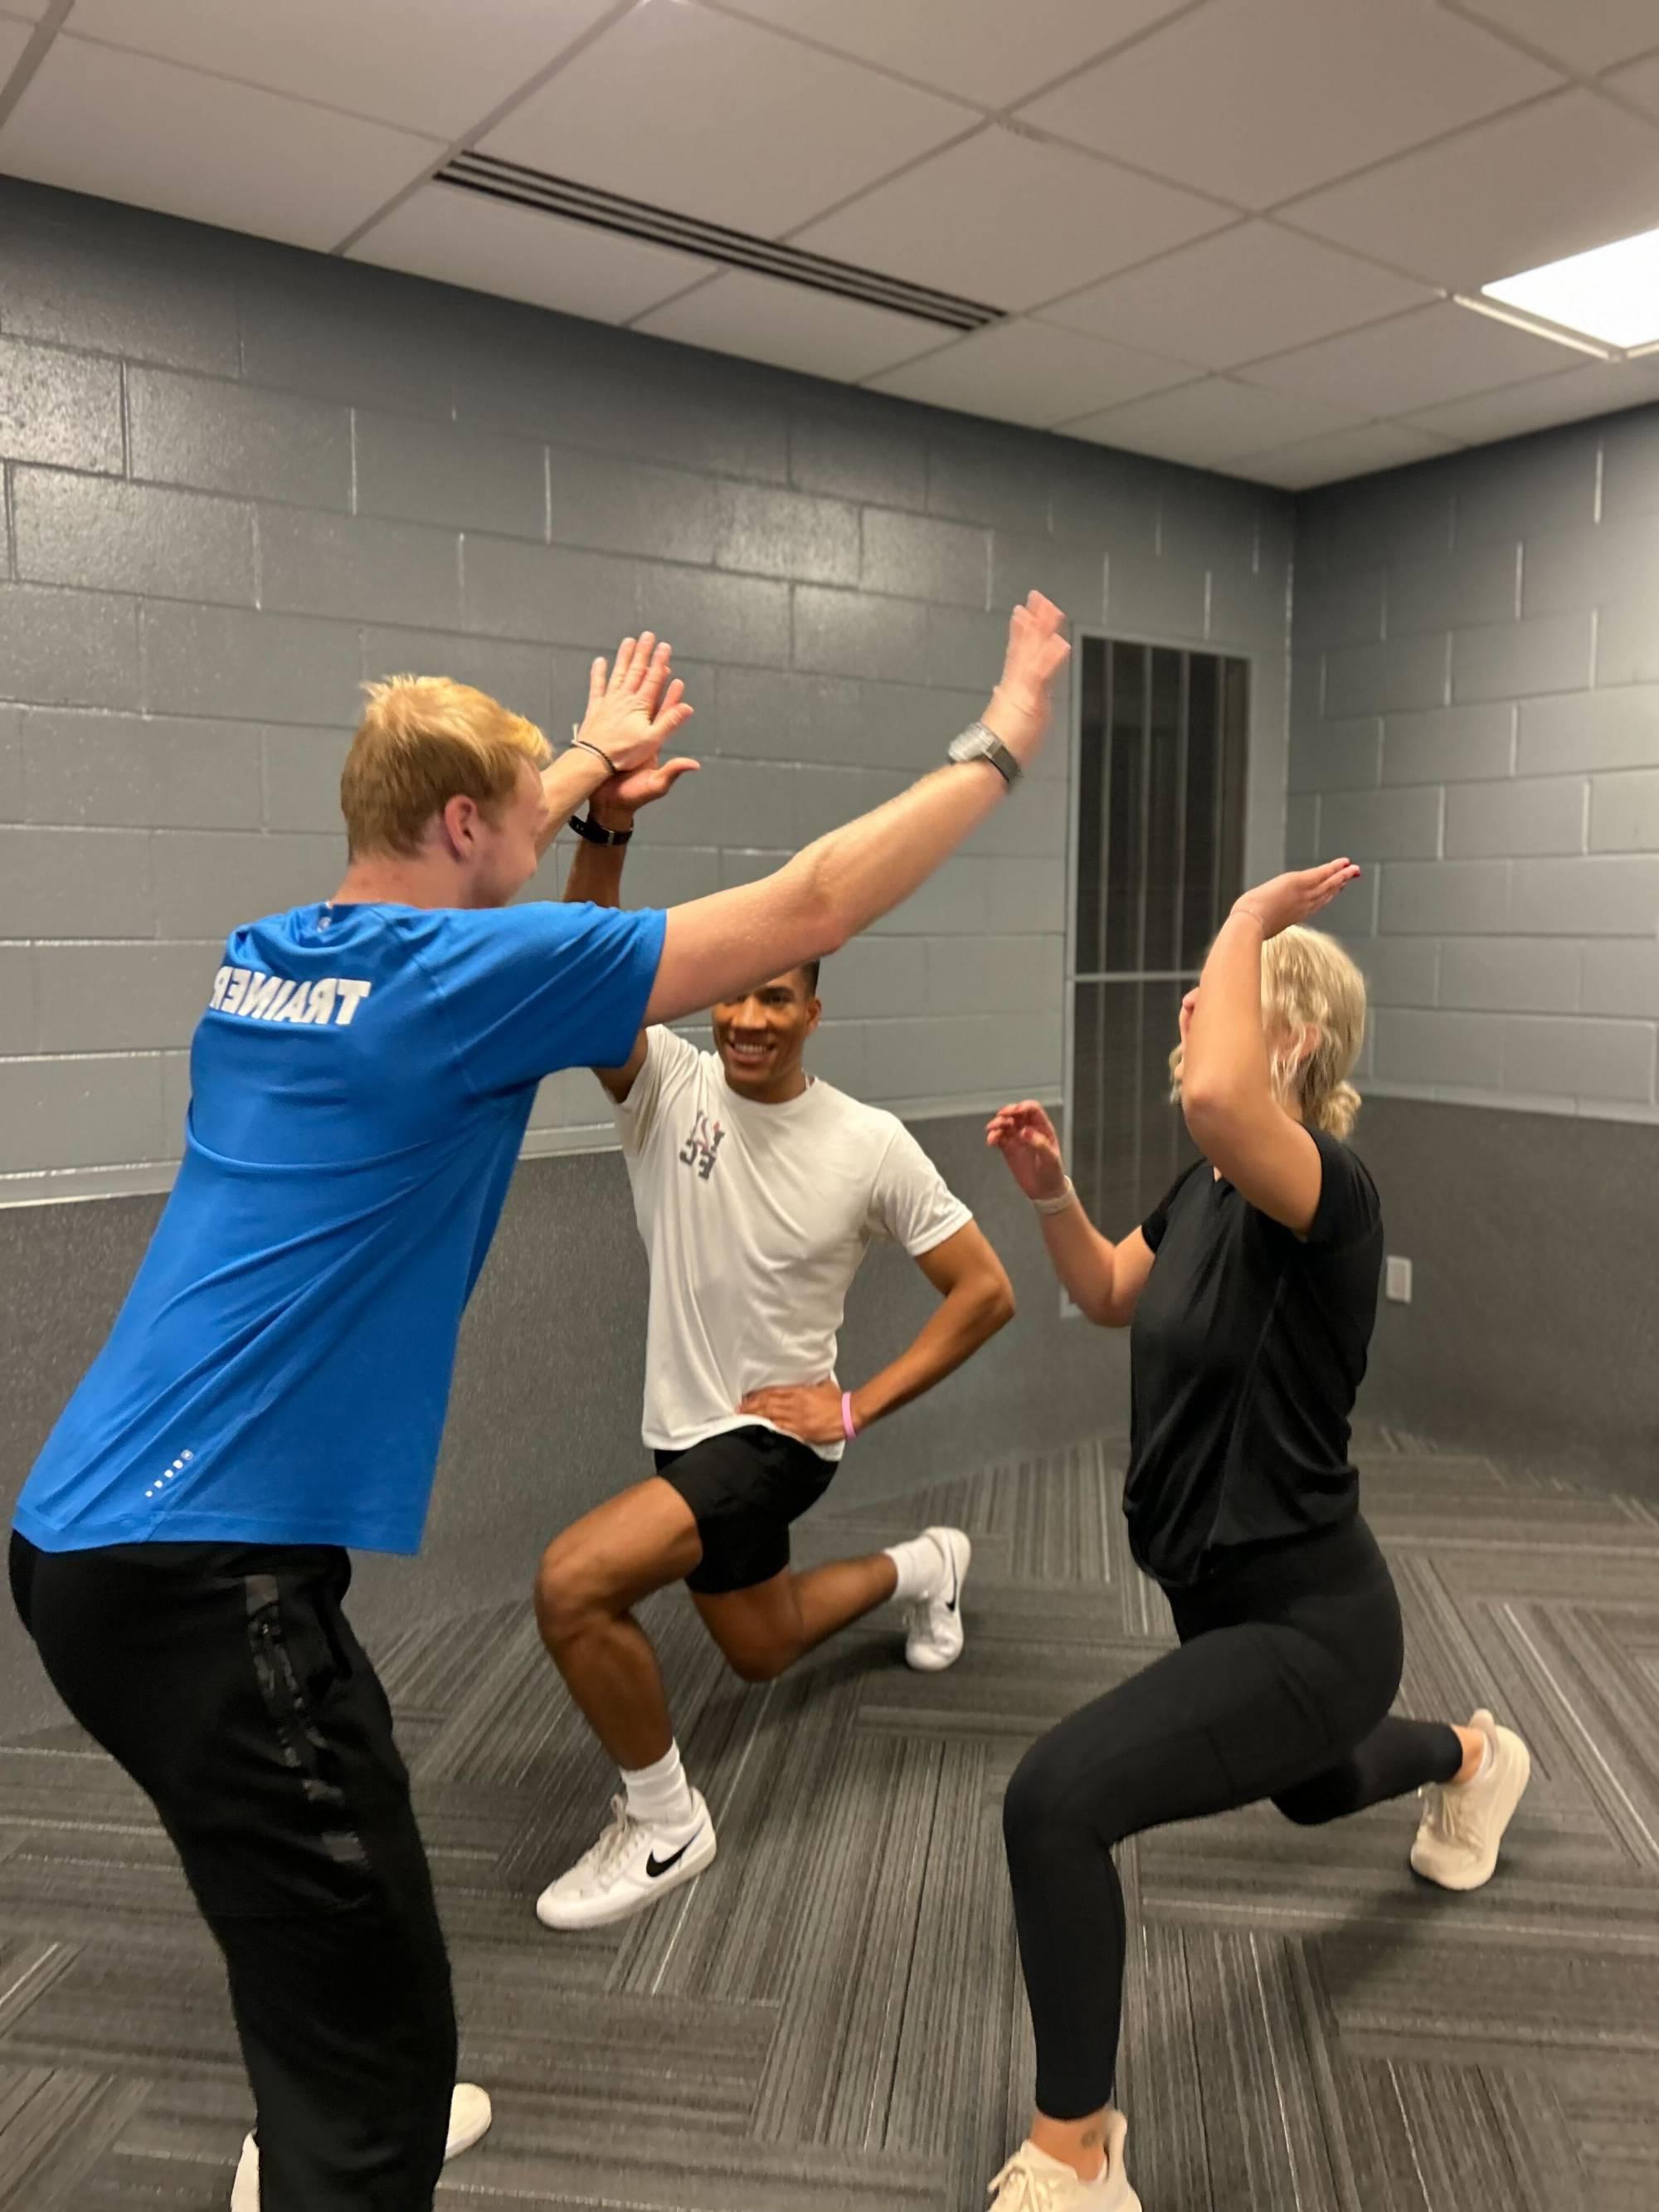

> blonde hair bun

[
  {"left": 1167, "top": 924, "right": 1367, "bottom": 1139},
  {"left": 1262, "top": 925, "right": 1367, "bottom": 1138}
]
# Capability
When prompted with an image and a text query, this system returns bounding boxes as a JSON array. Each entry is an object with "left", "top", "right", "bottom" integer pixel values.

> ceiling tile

[
  {"left": 55, "top": 0, "right": 615, "bottom": 137},
  {"left": 0, "top": 1, "right": 47, "bottom": 17},
  {"left": 1017, "top": 0, "right": 1558, "bottom": 210},
  {"left": 1283, "top": 89, "right": 1659, "bottom": 291},
  {"left": 1400, "top": 361, "right": 1659, "bottom": 443},
  {"left": 351, "top": 183, "right": 718, "bottom": 324},
  {"left": 0, "top": 38, "right": 440, "bottom": 251},
  {"left": 1606, "top": 52, "right": 1659, "bottom": 122},
  {"left": 634, "top": 270, "right": 949, "bottom": 382},
  {"left": 1242, "top": 301, "right": 1597, "bottom": 417},
  {"left": 866, "top": 319, "right": 1194, "bottom": 429},
  {"left": 1237, "top": 422, "right": 1462, "bottom": 490},
  {"left": 481, "top": 3, "right": 970, "bottom": 238},
  {"left": 1062, "top": 377, "right": 1367, "bottom": 466},
  {"left": 1447, "top": 0, "right": 1659, "bottom": 73},
  {"left": 711, "top": 0, "right": 1190, "bottom": 109},
  {"left": 794, "top": 126, "right": 1228, "bottom": 314},
  {"left": 1040, "top": 221, "right": 1438, "bottom": 368}
]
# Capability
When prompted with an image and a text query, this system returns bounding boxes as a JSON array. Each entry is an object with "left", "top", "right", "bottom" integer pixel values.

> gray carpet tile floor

[{"left": 2, "top": 1423, "right": 1655, "bottom": 2210}]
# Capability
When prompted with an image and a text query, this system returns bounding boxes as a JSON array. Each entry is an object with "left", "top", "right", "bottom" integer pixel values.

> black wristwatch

[
  {"left": 947, "top": 719, "right": 1022, "bottom": 788},
  {"left": 568, "top": 811, "right": 632, "bottom": 846}
]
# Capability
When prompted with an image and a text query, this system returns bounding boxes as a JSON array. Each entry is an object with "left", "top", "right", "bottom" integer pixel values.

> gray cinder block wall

[
  {"left": 1290, "top": 417, "right": 1659, "bottom": 1119},
  {"left": 0, "top": 178, "right": 1292, "bottom": 1209},
  {"left": 0, "top": 179, "right": 1300, "bottom": 1732},
  {"left": 1289, "top": 416, "right": 1659, "bottom": 1478}
]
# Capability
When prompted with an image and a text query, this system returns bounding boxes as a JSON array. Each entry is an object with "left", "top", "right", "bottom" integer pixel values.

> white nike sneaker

[
  {"left": 903, "top": 1525, "right": 971, "bottom": 1673},
  {"left": 534, "top": 1790, "right": 716, "bottom": 1931},
  {"left": 229, "top": 2082, "right": 491, "bottom": 2208},
  {"left": 987, "top": 2113, "right": 1141, "bottom": 2210},
  {"left": 1410, "top": 1708, "right": 1531, "bottom": 1891}
]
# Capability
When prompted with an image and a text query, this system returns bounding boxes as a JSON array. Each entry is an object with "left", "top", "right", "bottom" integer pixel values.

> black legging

[{"left": 1002, "top": 1514, "right": 1462, "bottom": 2118}]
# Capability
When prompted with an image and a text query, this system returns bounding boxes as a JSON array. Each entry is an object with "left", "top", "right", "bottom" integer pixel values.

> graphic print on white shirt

[
  {"left": 677, "top": 1108, "right": 726, "bottom": 1182},
  {"left": 615, "top": 1027, "right": 972, "bottom": 1461}
]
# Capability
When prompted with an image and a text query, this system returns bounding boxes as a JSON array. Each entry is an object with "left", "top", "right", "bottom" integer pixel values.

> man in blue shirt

[{"left": 10, "top": 597, "right": 1069, "bottom": 2211}]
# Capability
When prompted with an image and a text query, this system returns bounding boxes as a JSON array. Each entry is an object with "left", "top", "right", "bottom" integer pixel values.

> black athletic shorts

[{"left": 654, "top": 1424, "right": 837, "bottom": 1595}]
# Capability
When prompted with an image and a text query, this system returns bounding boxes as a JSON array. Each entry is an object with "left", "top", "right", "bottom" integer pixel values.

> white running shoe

[
  {"left": 987, "top": 2113, "right": 1141, "bottom": 2210},
  {"left": 903, "top": 1525, "right": 971, "bottom": 1673},
  {"left": 534, "top": 1789, "right": 716, "bottom": 1931},
  {"left": 1410, "top": 1708, "right": 1531, "bottom": 1892},
  {"left": 229, "top": 2082, "right": 491, "bottom": 2209}
]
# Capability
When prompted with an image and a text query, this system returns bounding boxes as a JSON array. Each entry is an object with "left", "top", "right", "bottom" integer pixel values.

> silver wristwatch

[{"left": 947, "top": 719, "right": 1022, "bottom": 789}]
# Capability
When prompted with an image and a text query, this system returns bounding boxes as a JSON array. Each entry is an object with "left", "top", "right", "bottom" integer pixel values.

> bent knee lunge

[
  {"left": 701, "top": 1605, "right": 806, "bottom": 1683},
  {"left": 690, "top": 1566, "right": 812, "bottom": 1687},
  {"left": 535, "top": 1482, "right": 703, "bottom": 1649},
  {"left": 1272, "top": 1771, "right": 1362, "bottom": 1826},
  {"left": 718, "top": 1637, "right": 800, "bottom": 1685},
  {"left": 533, "top": 1540, "right": 607, "bottom": 1648},
  {"left": 1003, "top": 1733, "right": 1102, "bottom": 1864}
]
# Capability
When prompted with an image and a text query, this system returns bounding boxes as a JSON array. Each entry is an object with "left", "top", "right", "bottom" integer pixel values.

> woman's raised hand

[{"left": 985, "top": 1100, "right": 1068, "bottom": 1203}]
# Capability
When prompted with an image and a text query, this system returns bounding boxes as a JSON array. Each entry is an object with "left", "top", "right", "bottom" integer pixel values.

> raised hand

[
  {"left": 1231, "top": 858, "right": 1361, "bottom": 939},
  {"left": 576, "top": 634, "right": 695, "bottom": 777},
  {"left": 592, "top": 737, "right": 700, "bottom": 828},
  {"left": 982, "top": 592, "right": 1071, "bottom": 767},
  {"left": 985, "top": 1099, "right": 1068, "bottom": 1202}
]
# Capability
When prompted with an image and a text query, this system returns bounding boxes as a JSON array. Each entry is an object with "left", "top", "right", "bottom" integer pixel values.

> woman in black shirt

[{"left": 981, "top": 862, "right": 1531, "bottom": 2212}]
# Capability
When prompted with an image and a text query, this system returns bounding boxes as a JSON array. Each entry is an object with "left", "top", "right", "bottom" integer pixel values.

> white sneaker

[
  {"left": 1410, "top": 1708, "right": 1531, "bottom": 1892},
  {"left": 534, "top": 1790, "right": 716, "bottom": 1931},
  {"left": 903, "top": 1526, "right": 971, "bottom": 1673},
  {"left": 229, "top": 2082, "right": 491, "bottom": 2209},
  {"left": 987, "top": 2113, "right": 1141, "bottom": 2210}
]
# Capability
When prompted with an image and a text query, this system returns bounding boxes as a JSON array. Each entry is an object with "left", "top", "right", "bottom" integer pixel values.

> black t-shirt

[{"left": 1124, "top": 1126, "right": 1383, "bottom": 1590}]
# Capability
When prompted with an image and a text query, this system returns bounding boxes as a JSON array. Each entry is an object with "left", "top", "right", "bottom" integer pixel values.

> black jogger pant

[
  {"left": 1001, "top": 1514, "right": 1463, "bottom": 2119},
  {"left": 10, "top": 1532, "right": 456, "bottom": 2211}
]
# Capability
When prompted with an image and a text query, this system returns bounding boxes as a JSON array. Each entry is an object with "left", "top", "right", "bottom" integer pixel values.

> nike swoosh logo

[{"left": 646, "top": 1829, "right": 703, "bottom": 1879}]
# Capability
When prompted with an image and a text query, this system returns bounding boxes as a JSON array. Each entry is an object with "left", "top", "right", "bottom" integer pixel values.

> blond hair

[
  {"left": 340, "top": 676, "right": 551, "bottom": 857},
  {"left": 1170, "top": 925, "right": 1366, "bottom": 1139}
]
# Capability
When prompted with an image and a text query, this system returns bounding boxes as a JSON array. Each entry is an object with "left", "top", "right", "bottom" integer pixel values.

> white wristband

[{"left": 1032, "top": 1177, "right": 1076, "bottom": 1216}]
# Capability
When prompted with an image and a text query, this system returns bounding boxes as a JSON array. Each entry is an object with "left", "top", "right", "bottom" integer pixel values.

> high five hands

[
  {"left": 577, "top": 592, "right": 1070, "bottom": 815},
  {"left": 575, "top": 633, "right": 699, "bottom": 786}
]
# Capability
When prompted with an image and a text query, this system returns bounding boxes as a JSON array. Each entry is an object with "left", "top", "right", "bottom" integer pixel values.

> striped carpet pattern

[{"left": 2, "top": 1425, "right": 1655, "bottom": 2210}]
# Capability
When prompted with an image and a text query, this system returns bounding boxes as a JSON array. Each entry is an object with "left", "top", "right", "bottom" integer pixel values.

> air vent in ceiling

[{"left": 436, "top": 152, "right": 1005, "bottom": 334}]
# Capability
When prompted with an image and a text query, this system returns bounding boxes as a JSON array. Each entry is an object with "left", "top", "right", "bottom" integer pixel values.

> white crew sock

[
  {"left": 620, "top": 1742, "right": 697, "bottom": 1830},
  {"left": 1019, "top": 2142, "right": 1107, "bottom": 2188},
  {"left": 884, "top": 1532, "right": 946, "bottom": 1605}
]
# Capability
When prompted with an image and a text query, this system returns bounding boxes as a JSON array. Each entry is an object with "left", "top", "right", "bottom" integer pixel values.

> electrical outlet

[{"left": 1384, "top": 1255, "right": 1413, "bottom": 1304}]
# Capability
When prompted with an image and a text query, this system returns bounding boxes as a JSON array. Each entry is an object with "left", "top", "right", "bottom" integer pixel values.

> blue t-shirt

[{"left": 14, "top": 898, "right": 664, "bottom": 1556}]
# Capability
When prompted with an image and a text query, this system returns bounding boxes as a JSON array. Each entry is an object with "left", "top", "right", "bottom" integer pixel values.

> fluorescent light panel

[{"left": 1481, "top": 226, "right": 1659, "bottom": 351}]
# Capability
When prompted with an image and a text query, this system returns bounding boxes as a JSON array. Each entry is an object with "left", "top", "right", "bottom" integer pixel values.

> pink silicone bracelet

[{"left": 840, "top": 1391, "right": 859, "bottom": 1442}]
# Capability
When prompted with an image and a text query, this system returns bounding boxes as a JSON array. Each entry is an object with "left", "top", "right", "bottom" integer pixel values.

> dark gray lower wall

[
  {"left": 8, "top": 1094, "right": 1653, "bottom": 1735},
  {"left": 1, "top": 1112, "right": 1126, "bottom": 1735},
  {"left": 1350, "top": 1098, "right": 1658, "bottom": 1486}
]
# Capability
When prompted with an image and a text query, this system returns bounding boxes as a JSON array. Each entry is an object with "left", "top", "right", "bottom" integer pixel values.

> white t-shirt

[{"left": 614, "top": 1027, "right": 973, "bottom": 1460}]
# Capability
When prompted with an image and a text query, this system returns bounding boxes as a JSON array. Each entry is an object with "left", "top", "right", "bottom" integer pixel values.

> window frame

[{"left": 1060, "top": 626, "right": 1258, "bottom": 1316}]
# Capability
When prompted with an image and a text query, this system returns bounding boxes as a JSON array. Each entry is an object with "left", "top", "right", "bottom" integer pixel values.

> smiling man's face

[{"left": 711, "top": 967, "right": 820, "bottom": 1103}]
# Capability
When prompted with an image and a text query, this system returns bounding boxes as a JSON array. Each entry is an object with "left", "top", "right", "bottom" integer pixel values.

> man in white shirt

[{"left": 533, "top": 776, "right": 1016, "bottom": 1932}]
